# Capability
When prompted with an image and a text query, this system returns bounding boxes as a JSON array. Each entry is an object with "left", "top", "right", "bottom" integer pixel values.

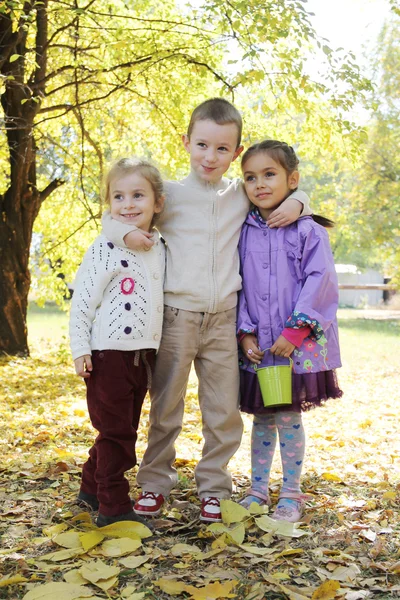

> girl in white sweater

[{"left": 69, "top": 158, "right": 164, "bottom": 527}]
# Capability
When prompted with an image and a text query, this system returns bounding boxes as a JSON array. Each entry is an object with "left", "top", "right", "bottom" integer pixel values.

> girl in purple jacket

[{"left": 237, "top": 140, "right": 342, "bottom": 522}]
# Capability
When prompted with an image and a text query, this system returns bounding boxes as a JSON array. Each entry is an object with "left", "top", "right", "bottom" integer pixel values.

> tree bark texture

[{"left": 0, "top": 1, "right": 51, "bottom": 355}]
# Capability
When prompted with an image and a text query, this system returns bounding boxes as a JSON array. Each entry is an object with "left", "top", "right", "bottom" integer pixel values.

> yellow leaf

[
  {"left": 97, "top": 521, "right": 151, "bottom": 539},
  {"left": 22, "top": 582, "right": 94, "bottom": 599},
  {"left": 119, "top": 555, "right": 150, "bottom": 569},
  {"left": 263, "top": 576, "right": 310, "bottom": 600},
  {"left": 154, "top": 578, "right": 187, "bottom": 595},
  {"left": 92, "top": 575, "right": 119, "bottom": 591},
  {"left": 53, "top": 531, "right": 83, "bottom": 549},
  {"left": 99, "top": 537, "right": 141, "bottom": 557},
  {"left": 64, "top": 570, "right": 88, "bottom": 585},
  {"left": 382, "top": 491, "right": 396, "bottom": 500},
  {"left": 220, "top": 499, "right": 249, "bottom": 525},
  {"left": 0, "top": 574, "right": 28, "bottom": 587},
  {"left": 71, "top": 512, "right": 93, "bottom": 524},
  {"left": 312, "top": 580, "right": 340, "bottom": 599},
  {"left": 275, "top": 548, "right": 305, "bottom": 559},
  {"left": 40, "top": 547, "right": 84, "bottom": 562},
  {"left": 207, "top": 522, "right": 245, "bottom": 543},
  {"left": 171, "top": 543, "right": 201, "bottom": 556},
  {"left": 42, "top": 523, "right": 68, "bottom": 537},
  {"left": 80, "top": 559, "right": 120, "bottom": 584},
  {"left": 211, "top": 534, "right": 227, "bottom": 549},
  {"left": 239, "top": 544, "right": 275, "bottom": 556},
  {"left": 124, "top": 594, "right": 146, "bottom": 600},
  {"left": 192, "top": 548, "right": 225, "bottom": 561},
  {"left": 79, "top": 531, "right": 105, "bottom": 552},
  {"left": 321, "top": 472, "right": 342, "bottom": 482},
  {"left": 186, "top": 580, "right": 238, "bottom": 599},
  {"left": 255, "top": 515, "right": 309, "bottom": 538},
  {"left": 248, "top": 502, "right": 268, "bottom": 515}
]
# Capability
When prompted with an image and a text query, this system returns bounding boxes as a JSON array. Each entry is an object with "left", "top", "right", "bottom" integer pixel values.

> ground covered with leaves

[{"left": 0, "top": 307, "right": 400, "bottom": 600}]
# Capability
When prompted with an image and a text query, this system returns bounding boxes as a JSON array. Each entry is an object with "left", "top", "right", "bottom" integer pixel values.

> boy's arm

[
  {"left": 101, "top": 211, "right": 154, "bottom": 250},
  {"left": 267, "top": 190, "right": 312, "bottom": 228}
]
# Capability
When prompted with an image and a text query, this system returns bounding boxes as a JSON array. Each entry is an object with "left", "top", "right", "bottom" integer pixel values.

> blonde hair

[
  {"left": 187, "top": 98, "right": 242, "bottom": 147},
  {"left": 103, "top": 157, "right": 164, "bottom": 206}
]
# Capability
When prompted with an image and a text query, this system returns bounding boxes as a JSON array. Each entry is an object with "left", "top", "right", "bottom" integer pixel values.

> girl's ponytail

[{"left": 312, "top": 214, "right": 335, "bottom": 228}]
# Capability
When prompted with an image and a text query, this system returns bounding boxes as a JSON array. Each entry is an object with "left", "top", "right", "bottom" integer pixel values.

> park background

[{"left": 0, "top": 0, "right": 400, "bottom": 598}]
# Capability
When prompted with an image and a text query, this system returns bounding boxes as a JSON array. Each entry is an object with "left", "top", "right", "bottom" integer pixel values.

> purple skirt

[{"left": 240, "top": 368, "right": 343, "bottom": 415}]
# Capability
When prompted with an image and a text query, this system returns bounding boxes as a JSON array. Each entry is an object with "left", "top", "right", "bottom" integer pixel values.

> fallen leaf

[
  {"left": 330, "top": 564, "right": 361, "bottom": 582},
  {"left": 97, "top": 521, "right": 151, "bottom": 539},
  {"left": 171, "top": 543, "right": 201, "bottom": 556},
  {"left": 321, "top": 473, "right": 343, "bottom": 482},
  {"left": 255, "top": 515, "right": 309, "bottom": 538},
  {"left": 79, "top": 531, "right": 105, "bottom": 552},
  {"left": 0, "top": 574, "right": 28, "bottom": 587},
  {"left": 312, "top": 580, "right": 340, "bottom": 599},
  {"left": 64, "top": 569, "right": 88, "bottom": 585},
  {"left": 154, "top": 578, "right": 187, "bottom": 595},
  {"left": 119, "top": 555, "right": 150, "bottom": 568},
  {"left": 99, "top": 537, "right": 141, "bottom": 557},
  {"left": 79, "top": 559, "right": 120, "bottom": 584},
  {"left": 23, "top": 582, "right": 94, "bottom": 599},
  {"left": 220, "top": 499, "right": 250, "bottom": 525},
  {"left": 185, "top": 580, "right": 238, "bottom": 599},
  {"left": 53, "top": 531, "right": 83, "bottom": 549},
  {"left": 40, "top": 547, "right": 84, "bottom": 562}
]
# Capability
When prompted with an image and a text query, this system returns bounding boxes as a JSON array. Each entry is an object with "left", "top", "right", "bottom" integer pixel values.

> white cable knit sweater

[{"left": 69, "top": 233, "right": 165, "bottom": 360}]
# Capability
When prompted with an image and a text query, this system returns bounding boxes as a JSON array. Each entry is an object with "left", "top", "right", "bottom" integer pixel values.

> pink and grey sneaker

[
  {"left": 200, "top": 497, "right": 222, "bottom": 523},
  {"left": 239, "top": 489, "right": 271, "bottom": 509},
  {"left": 133, "top": 491, "right": 165, "bottom": 517},
  {"left": 271, "top": 492, "right": 308, "bottom": 523}
]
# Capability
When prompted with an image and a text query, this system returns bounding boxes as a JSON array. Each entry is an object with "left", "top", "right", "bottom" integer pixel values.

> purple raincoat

[{"left": 237, "top": 212, "right": 341, "bottom": 376}]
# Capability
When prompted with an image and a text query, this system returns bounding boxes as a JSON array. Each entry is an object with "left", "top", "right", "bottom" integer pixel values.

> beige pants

[{"left": 136, "top": 306, "right": 243, "bottom": 498}]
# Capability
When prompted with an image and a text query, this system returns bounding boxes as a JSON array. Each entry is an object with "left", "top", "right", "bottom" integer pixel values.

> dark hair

[
  {"left": 241, "top": 139, "right": 335, "bottom": 228},
  {"left": 187, "top": 98, "right": 242, "bottom": 147}
]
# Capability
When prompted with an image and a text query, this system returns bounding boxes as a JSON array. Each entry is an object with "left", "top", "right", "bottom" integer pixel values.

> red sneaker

[
  {"left": 200, "top": 497, "right": 222, "bottom": 522},
  {"left": 133, "top": 491, "right": 165, "bottom": 516}
]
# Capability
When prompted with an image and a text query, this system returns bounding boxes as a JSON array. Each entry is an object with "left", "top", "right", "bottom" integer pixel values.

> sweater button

[
  {"left": 157, "top": 306, "right": 163, "bottom": 313},
  {"left": 153, "top": 333, "right": 160, "bottom": 341},
  {"left": 262, "top": 294, "right": 269, "bottom": 301},
  {"left": 262, "top": 263, "right": 269, "bottom": 269},
  {"left": 153, "top": 273, "right": 159, "bottom": 280}
]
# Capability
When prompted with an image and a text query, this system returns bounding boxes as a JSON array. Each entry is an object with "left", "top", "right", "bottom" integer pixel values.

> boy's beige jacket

[{"left": 102, "top": 172, "right": 311, "bottom": 314}]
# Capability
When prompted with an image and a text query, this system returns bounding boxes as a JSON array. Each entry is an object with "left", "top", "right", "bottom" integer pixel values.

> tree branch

[{"left": 39, "top": 178, "right": 65, "bottom": 203}]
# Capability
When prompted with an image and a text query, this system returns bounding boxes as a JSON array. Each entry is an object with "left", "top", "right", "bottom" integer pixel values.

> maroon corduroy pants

[{"left": 80, "top": 349, "right": 154, "bottom": 516}]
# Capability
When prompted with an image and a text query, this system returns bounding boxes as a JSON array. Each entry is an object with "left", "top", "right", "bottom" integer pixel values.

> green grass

[{"left": 27, "top": 301, "right": 69, "bottom": 344}]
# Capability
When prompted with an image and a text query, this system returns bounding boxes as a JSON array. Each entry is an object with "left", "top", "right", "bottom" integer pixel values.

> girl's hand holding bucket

[
  {"left": 240, "top": 334, "right": 265, "bottom": 365},
  {"left": 270, "top": 335, "right": 295, "bottom": 358}
]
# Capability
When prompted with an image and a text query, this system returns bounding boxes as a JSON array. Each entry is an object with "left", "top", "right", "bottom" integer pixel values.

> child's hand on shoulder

[
  {"left": 270, "top": 335, "right": 295, "bottom": 358},
  {"left": 267, "top": 198, "right": 302, "bottom": 228},
  {"left": 74, "top": 355, "right": 93, "bottom": 378},
  {"left": 240, "top": 334, "right": 264, "bottom": 365},
  {"left": 124, "top": 229, "right": 155, "bottom": 251}
]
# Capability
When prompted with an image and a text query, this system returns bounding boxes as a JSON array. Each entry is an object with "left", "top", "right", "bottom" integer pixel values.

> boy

[{"left": 102, "top": 98, "right": 311, "bottom": 522}]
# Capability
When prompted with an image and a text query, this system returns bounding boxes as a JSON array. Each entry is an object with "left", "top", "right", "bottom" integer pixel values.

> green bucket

[{"left": 254, "top": 354, "right": 293, "bottom": 408}]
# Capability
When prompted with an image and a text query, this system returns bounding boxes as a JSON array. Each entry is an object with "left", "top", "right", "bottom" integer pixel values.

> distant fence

[{"left": 338, "top": 284, "right": 397, "bottom": 290}]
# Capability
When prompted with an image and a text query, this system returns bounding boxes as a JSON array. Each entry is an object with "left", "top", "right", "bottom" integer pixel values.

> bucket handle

[{"left": 253, "top": 348, "right": 293, "bottom": 371}]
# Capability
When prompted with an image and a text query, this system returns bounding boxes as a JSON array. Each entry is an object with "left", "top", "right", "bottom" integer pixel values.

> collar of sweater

[{"left": 183, "top": 170, "right": 230, "bottom": 192}]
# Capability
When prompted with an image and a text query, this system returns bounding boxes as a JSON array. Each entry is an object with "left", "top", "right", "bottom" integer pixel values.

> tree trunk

[{"left": 0, "top": 0, "right": 53, "bottom": 355}]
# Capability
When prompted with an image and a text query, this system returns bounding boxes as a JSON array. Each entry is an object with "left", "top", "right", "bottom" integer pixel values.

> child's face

[
  {"left": 242, "top": 153, "right": 299, "bottom": 220},
  {"left": 182, "top": 119, "right": 243, "bottom": 184},
  {"left": 109, "top": 171, "right": 163, "bottom": 232}
]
